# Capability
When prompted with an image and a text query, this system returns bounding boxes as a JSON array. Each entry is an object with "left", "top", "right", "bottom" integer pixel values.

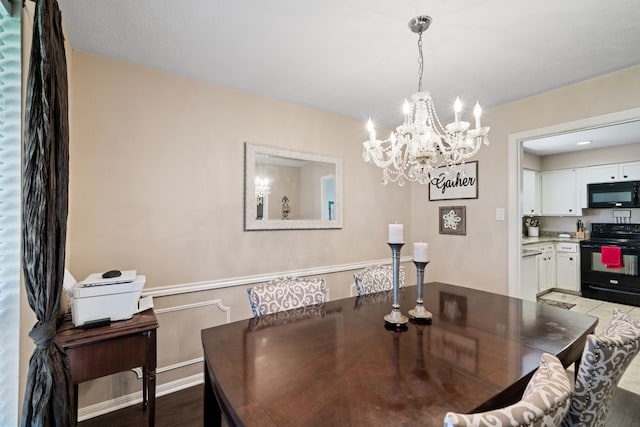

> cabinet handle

[
  {"left": 624, "top": 175, "right": 628, "bottom": 178},
  {"left": 611, "top": 176, "right": 615, "bottom": 179},
  {"left": 569, "top": 257, "right": 573, "bottom": 261},
  {"left": 569, "top": 209, "right": 573, "bottom": 212}
]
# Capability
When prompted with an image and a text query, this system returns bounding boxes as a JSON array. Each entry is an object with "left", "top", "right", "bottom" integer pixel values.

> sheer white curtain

[{"left": 0, "top": 4, "right": 22, "bottom": 426}]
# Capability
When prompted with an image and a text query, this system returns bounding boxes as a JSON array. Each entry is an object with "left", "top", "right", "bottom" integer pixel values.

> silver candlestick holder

[
  {"left": 408, "top": 261, "right": 432, "bottom": 323},
  {"left": 384, "top": 242, "right": 409, "bottom": 326}
]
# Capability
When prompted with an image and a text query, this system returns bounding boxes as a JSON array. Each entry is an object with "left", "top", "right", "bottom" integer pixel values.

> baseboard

[{"left": 78, "top": 373, "right": 203, "bottom": 421}]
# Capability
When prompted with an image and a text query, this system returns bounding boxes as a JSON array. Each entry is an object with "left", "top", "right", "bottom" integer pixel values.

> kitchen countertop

[{"left": 522, "top": 236, "right": 582, "bottom": 244}]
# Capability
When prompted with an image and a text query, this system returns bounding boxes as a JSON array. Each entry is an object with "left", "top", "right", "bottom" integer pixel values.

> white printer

[{"left": 68, "top": 270, "right": 148, "bottom": 327}]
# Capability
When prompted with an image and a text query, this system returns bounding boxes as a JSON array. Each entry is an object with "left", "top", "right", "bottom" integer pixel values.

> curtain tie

[{"left": 29, "top": 320, "right": 57, "bottom": 350}]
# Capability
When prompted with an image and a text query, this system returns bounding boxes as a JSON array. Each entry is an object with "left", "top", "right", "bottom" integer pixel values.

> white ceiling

[
  {"left": 57, "top": 0, "right": 640, "bottom": 136},
  {"left": 522, "top": 120, "right": 640, "bottom": 156}
]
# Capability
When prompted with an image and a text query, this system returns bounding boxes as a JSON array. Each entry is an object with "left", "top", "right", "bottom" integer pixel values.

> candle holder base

[
  {"left": 384, "top": 308, "right": 409, "bottom": 326},
  {"left": 408, "top": 304, "right": 433, "bottom": 324}
]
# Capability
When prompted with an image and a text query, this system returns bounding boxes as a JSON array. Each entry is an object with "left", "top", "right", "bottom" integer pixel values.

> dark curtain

[{"left": 21, "top": 0, "right": 74, "bottom": 426}]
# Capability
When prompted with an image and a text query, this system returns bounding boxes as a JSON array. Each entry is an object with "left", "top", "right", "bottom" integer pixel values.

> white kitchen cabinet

[
  {"left": 521, "top": 251, "right": 539, "bottom": 302},
  {"left": 621, "top": 162, "right": 640, "bottom": 180},
  {"left": 522, "top": 169, "right": 541, "bottom": 216},
  {"left": 555, "top": 243, "right": 580, "bottom": 292},
  {"left": 589, "top": 164, "right": 619, "bottom": 182},
  {"left": 541, "top": 170, "right": 579, "bottom": 215},
  {"left": 537, "top": 244, "right": 556, "bottom": 293},
  {"left": 589, "top": 161, "right": 640, "bottom": 183}
]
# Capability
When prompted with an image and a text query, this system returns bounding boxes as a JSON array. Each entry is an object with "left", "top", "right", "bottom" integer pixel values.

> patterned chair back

[
  {"left": 354, "top": 264, "right": 404, "bottom": 296},
  {"left": 247, "top": 276, "right": 327, "bottom": 317},
  {"left": 562, "top": 308, "right": 640, "bottom": 427},
  {"left": 444, "top": 353, "right": 572, "bottom": 426}
]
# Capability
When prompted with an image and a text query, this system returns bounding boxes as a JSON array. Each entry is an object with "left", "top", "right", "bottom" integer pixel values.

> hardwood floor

[{"left": 78, "top": 384, "right": 640, "bottom": 426}]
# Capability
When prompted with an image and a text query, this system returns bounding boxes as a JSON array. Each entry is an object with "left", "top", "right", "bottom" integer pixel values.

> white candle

[
  {"left": 413, "top": 242, "right": 429, "bottom": 262},
  {"left": 473, "top": 102, "right": 482, "bottom": 129},
  {"left": 454, "top": 97, "right": 462, "bottom": 124},
  {"left": 389, "top": 223, "right": 403, "bottom": 243},
  {"left": 403, "top": 99, "right": 411, "bottom": 124},
  {"left": 366, "top": 118, "right": 375, "bottom": 144}
]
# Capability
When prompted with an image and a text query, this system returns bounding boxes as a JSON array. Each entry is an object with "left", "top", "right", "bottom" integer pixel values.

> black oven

[{"left": 580, "top": 223, "right": 640, "bottom": 306}]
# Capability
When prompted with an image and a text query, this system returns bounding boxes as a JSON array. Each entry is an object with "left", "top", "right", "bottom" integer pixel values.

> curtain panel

[{"left": 21, "top": 0, "right": 73, "bottom": 425}]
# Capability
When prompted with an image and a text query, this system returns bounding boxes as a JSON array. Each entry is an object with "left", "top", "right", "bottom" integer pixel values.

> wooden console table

[{"left": 56, "top": 308, "right": 158, "bottom": 426}]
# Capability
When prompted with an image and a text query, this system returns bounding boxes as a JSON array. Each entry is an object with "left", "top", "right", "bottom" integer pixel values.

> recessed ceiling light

[{"left": 576, "top": 140, "right": 592, "bottom": 146}]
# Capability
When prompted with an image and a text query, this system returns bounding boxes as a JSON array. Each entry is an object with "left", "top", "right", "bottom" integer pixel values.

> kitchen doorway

[{"left": 507, "top": 107, "right": 640, "bottom": 299}]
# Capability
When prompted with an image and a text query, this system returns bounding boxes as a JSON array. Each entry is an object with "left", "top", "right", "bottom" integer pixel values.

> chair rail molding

[{"left": 142, "top": 257, "right": 413, "bottom": 298}]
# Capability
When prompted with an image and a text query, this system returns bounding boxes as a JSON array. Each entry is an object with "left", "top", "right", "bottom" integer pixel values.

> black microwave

[{"left": 587, "top": 180, "right": 640, "bottom": 208}]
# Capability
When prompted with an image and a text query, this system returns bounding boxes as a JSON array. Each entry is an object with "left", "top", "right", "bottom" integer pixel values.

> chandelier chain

[{"left": 417, "top": 32, "right": 424, "bottom": 93}]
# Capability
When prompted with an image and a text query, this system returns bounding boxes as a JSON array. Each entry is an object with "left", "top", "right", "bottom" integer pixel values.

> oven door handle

[{"left": 581, "top": 243, "right": 640, "bottom": 250}]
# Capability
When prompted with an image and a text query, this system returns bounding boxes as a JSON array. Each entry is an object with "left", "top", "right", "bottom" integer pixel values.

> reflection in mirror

[{"left": 245, "top": 143, "right": 343, "bottom": 230}]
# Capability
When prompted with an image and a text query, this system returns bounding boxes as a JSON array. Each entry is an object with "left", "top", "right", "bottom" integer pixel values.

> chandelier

[
  {"left": 362, "top": 15, "right": 490, "bottom": 186},
  {"left": 255, "top": 176, "right": 270, "bottom": 204}
]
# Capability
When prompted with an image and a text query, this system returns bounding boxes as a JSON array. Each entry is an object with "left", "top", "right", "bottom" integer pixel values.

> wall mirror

[{"left": 244, "top": 143, "right": 343, "bottom": 230}]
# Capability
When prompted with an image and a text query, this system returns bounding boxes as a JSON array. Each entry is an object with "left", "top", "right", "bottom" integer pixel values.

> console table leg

[
  {"left": 148, "top": 367, "right": 156, "bottom": 427},
  {"left": 143, "top": 365, "right": 148, "bottom": 410}
]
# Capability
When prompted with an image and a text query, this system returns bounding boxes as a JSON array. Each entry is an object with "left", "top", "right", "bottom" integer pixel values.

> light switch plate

[{"left": 496, "top": 208, "right": 505, "bottom": 221}]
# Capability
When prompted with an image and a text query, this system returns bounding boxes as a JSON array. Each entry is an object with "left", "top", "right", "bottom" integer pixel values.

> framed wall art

[
  {"left": 439, "top": 206, "right": 466, "bottom": 236},
  {"left": 428, "top": 161, "right": 478, "bottom": 201}
]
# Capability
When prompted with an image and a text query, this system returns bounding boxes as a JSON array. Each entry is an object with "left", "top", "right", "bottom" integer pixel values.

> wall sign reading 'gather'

[{"left": 428, "top": 161, "right": 478, "bottom": 201}]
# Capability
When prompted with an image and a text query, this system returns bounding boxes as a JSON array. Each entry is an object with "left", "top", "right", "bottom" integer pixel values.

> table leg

[
  {"left": 148, "top": 367, "right": 156, "bottom": 427},
  {"left": 148, "top": 329, "right": 157, "bottom": 427},
  {"left": 143, "top": 364, "right": 148, "bottom": 410},
  {"left": 204, "top": 362, "right": 222, "bottom": 427},
  {"left": 74, "top": 383, "right": 79, "bottom": 423}
]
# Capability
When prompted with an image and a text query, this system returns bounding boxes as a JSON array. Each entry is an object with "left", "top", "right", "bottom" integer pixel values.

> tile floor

[{"left": 544, "top": 291, "right": 640, "bottom": 394}]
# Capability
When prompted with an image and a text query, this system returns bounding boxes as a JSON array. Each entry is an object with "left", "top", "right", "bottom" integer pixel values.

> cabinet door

[
  {"left": 522, "top": 169, "right": 540, "bottom": 215},
  {"left": 556, "top": 253, "right": 578, "bottom": 291},
  {"left": 589, "top": 164, "right": 618, "bottom": 183},
  {"left": 537, "top": 253, "right": 548, "bottom": 293},
  {"left": 620, "top": 162, "right": 640, "bottom": 181},
  {"left": 541, "top": 170, "right": 577, "bottom": 215},
  {"left": 545, "top": 245, "right": 556, "bottom": 290}
]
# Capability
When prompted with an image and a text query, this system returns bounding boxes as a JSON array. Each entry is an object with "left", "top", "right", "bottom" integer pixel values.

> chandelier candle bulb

[
  {"left": 403, "top": 99, "right": 411, "bottom": 124},
  {"left": 413, "top": 242, "right": 429, "bottom": 262},
  {"left": 474, "top": 102, "right": 482, "bottom": 129},
  {"left": 366, "top": 119, "right": 375, "bottom": 144},
  {"left": 454, "top": 97, "right": 462, "bottom": 125},
  {"left": 389, "top": 223, "right": 404, "bottom": 243}
]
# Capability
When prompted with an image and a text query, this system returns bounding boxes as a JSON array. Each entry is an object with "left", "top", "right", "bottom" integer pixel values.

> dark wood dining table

[{"left": 201, "top": 282, "right": 598, "bottom": 426}]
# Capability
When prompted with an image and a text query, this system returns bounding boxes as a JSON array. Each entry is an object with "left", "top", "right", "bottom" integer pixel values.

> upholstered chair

[
  {"left": 247, "top": 276, "right": 326, "bottom": 317},
  {"left": 562, "top": 308, "right": 640, "bottom": 427},
  {"left": 443, "top": 353, "right": 572, "bottom": 427},
  {"left": 354, "top": 264, "right": 405, "bottom": 296}
]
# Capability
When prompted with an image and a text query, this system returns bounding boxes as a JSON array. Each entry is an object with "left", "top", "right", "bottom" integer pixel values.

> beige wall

[
  {"left": 64, "top": 52, "right": 415, "bottom": 412},
  {"left": 67, "top": 52, "right": 411, "bottom": 285},
  {"left": 540, "top": 142, "right": 640, "bottom": 171}
]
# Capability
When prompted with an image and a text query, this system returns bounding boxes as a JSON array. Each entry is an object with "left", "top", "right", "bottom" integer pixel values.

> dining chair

[
  {"left": 561, "top": 308, "right": 640, "bottom": 427},
  {"left": 353, "top": 264, "right": 405, "bottom": 296},
  {"left": 247, "top": 276, "right": 327, "bottom": 317},
  {"left": 443, "top": 353, "right": 572, "bottom": 427}
]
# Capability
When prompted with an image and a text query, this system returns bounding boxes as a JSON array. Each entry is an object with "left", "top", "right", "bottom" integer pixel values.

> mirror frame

[{"left": 244, "top": 142, "right": 343, "bottom": 230}]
